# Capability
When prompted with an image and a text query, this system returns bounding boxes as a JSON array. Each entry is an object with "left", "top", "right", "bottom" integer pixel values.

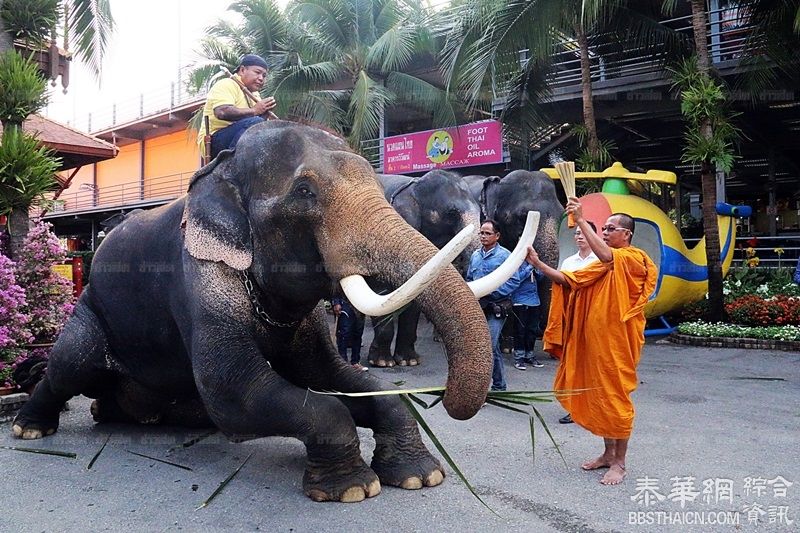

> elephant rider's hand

[
  {"left": 566, "top": 196, "right": 584, "bottom": 223},
  {"left": 333, "top": 303, "right": 342, "bottom": 316},
  {"left": 254, "top": 97, "right": 277, "bottom": 118}
]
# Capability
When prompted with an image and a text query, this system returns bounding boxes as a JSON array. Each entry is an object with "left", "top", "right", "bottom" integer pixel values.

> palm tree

[
  {"left": 736, "top": 0, "right": 800, "bottom": 95},
  {"left": 662, "top": 0, "right": 743, "bottom": 321},
  {"left": 0, "top": 0, "right": 114, "bottom": 76},
  {"left": 0, "top": 0, "right": 113, "bottom": 258},
  {"left": 441, "top": 0, "right": 684, "bottom": 170},
  {"left": 187, "top": 0, "right": 462, "bottom": 149}
]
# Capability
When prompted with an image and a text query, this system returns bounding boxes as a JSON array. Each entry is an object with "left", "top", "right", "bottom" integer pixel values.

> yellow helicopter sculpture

[{"left": 540, "top": 162, "right": 752, "bottom": 329}]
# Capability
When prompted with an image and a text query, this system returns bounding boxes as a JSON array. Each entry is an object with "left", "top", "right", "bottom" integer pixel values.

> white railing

[{"left": 40, "top": 171, "right": 195, "bottom": 216}]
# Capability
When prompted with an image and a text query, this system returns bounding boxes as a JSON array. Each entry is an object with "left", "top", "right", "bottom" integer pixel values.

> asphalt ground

[{"left": 1, "top": 317, "right": 798, "bottom": 533}]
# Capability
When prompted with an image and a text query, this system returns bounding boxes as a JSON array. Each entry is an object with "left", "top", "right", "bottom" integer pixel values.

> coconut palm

[
  {"left": 661, "top": 0, "right": 743, "bottom": 321},
  {"left": 0, "top": 0, "right": 113, "bottom": 258},
  {"left": 441, "top": 0, "right": 686, "bottom": 169},
  {"left": 187, "top": 0, "right": 463, "bottom": 149},
  {"left": 736, "top": 0, "right": 800, "bottom": 96},
  {"left": 0, "top": 0, "right": 114, "bottom": 77}
]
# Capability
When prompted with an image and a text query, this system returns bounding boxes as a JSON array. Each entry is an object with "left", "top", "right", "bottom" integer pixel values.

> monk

[{"left": 527, "top": 196, "right": 657, "bottom": 485}]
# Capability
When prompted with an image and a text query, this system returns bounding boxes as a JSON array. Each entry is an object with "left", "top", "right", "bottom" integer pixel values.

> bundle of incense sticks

[{"left": 555, "top": 161, "right": 577, "bottom": 228}]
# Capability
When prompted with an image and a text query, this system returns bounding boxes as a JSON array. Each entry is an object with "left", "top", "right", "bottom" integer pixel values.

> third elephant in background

[{"left": 463, "top": 170, "right": 564, "bottom": 341}]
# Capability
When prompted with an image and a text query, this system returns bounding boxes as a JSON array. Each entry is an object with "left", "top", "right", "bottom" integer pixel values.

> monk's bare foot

[
  {"left": 581, "top": 456, "right": 612, "bottom": 470},
  {"left": 600, "top": 464, "right": 626, "bottom": 485}
]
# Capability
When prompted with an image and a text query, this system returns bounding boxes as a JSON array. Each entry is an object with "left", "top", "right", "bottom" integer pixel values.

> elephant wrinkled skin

[{"left": 12, "top": 122, "right": 493, "bottom": 503}]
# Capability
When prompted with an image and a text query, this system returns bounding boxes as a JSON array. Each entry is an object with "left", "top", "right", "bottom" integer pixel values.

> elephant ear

[
  {"left": 182, "top": 152, "right": 253, "bottom": 270},
  {"left": 391, "top": 180, "right": 422, "bottom": 228},
  {"left": 481, "top": 176, "right": 501, "bottom": 221}
]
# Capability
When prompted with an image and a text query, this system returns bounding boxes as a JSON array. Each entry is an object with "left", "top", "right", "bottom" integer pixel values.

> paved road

[{"left": 1, "top": 318, "right": 798, "bottom": 532}]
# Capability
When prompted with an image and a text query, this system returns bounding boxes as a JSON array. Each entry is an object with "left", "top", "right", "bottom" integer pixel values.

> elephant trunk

[{"left": 322, "top": 187, "right": 492, "bottom": 420}]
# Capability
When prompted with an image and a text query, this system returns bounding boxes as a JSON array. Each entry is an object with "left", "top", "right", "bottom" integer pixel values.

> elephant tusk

[
  {"left": 340, "top": 224, "right": 475, "bottom": 317},
  {"left": 467, "top": 211, "right": 540, "bottom": 299}
]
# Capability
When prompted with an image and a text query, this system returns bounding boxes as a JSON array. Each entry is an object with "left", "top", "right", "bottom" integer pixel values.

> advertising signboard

[{"left": 383, "top": 120, "right": 504, "bottom": 174}]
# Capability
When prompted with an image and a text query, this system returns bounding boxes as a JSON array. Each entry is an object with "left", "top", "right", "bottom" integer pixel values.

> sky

[{"left": 44, "top": 0, "right": 286, "bottom": 131}]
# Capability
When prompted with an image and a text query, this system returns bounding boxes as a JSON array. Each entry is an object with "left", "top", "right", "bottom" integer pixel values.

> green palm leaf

[
  {"left": 67, "top": 0, "right": 114, "bottom": 78},
  {"left": 348, "top": 70, "right": 393, "bottom": 145}
]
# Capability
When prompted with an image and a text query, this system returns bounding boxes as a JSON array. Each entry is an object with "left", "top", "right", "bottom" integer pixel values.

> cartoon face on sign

[{"left": 426, "top": 131, "right": 453, "bottom": 164}]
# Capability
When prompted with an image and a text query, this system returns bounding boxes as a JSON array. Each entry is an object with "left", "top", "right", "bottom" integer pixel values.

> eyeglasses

[
  {"left": 601, "top": 225, "right": 630, "bottom": 233},
  {"left": 479, "top": 231, "right": 496, "bottom": 236}
]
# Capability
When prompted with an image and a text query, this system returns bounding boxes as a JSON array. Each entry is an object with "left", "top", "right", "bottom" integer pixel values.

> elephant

[
  {"left": 463, "top": 170, "right": 564, "bottom": 332},
  {"left": 368, "top": 170, "right": 481, "bottom": 367},
  {"left": 10, "top": 122, "right": 530, "bottom": 503}
]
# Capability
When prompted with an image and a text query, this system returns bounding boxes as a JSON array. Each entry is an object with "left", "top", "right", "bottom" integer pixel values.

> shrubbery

[
  {"left": 725, "top": 294, "right": 800, "bottom": 326},
  {"left": 0, "top": 222, "right": 74, "bottom": 390},
  {"left": 675, "top": 261, "right": 800, "bottom": 340},
  {"left": 677, "top": 321, "right": 800, "bottom": 341}
]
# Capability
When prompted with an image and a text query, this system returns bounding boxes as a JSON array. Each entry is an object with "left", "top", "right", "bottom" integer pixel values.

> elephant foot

[
  {"left": 368, "top": 354, "right": 395, "bottom": 368},
  {"left": 371, "top": 435, "right": 445, "bottom": 490},
  {"left": 394, "top": 350, "right": 421, "bottom": 367},
  {"left": 372, "top": 450, "right": 444, "bottom": 490},
  {"left": 303, "top": 457, "right": 381, "bottom": 503},
  {"left": 11, "top": 415, "right": 58, "bottom": 440}
]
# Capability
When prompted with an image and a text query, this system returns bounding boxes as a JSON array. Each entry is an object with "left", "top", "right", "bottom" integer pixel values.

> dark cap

[{"left": 239, "top": 54, "right": 269, "bottom": 71}]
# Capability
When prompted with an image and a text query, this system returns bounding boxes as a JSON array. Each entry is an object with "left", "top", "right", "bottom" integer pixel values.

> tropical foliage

[
  {"left": 0, "top": 50, "right": 48, "bottom": 128},
  {"left": 0, "top": 0, "right": 114, "bottom": 77},
  {"left": 0, "top": 127, "right": 61, "bottom": 216},
  {"left": 736, "top": 0, "right": 800, "bottom": 97},
  {"left": 0, "top": 0, "right": 60, "bottom": 48},
  {"left": 669, "top": 56, "right": 740, "bottom": 174},
  {"left": 439, "top": 0, "right": 686, "bottom": 169},
  {"left": 187, "top": 0, "right": 462, "bottom": 149}
]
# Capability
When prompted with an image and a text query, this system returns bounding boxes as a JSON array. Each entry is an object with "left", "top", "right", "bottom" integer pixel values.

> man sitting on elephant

[{"left": 198, "top": 53, "right": 277, "bottom": 159}]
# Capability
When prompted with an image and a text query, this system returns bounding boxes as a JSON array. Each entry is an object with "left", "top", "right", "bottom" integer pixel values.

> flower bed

[
  {"left": 676, "top": 320, "right": 800, "bottom": 341},
  {"left": 672, "top": 321, "right": 800, "bottom": 351}
]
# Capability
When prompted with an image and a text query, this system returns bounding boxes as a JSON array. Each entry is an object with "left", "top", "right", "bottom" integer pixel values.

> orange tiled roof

[{"left": 0, "top": 114, "right": 118, "bottom": 170}]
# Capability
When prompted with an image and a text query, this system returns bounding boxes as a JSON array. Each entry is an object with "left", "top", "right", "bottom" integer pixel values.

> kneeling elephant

[{"left": 13, "top": 122, "right": 523, "bottom": 503}]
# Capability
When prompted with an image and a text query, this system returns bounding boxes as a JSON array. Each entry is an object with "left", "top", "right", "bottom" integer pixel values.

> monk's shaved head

[{"left": 609, "top": 213, "right": 635, "bottom": 234}]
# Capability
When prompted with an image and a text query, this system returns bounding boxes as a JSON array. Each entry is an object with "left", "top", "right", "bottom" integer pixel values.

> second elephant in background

[
  {"left": 463, "top": 170, "right": 564, "bottom": 335},
  {"left": 369, "top": 170, "right": 482, "bottom": 367}
]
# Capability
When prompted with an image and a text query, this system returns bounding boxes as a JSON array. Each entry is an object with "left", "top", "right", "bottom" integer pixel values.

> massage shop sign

[{"left": 383, "top": 120, "right": 505, "bottom": 174}]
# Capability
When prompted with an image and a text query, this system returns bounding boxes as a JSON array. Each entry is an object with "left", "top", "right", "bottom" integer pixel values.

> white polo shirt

[{"left": 560, "top": 251, "right": 599, "bottom": 272}]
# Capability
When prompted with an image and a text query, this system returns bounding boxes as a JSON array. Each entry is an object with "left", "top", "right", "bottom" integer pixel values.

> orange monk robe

[{"left": 544, "top": 246, "right": 657, "bottom": 439}]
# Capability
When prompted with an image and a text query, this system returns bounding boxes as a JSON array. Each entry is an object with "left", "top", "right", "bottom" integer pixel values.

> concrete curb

[
  {"left": 669, "top": 332, "right": 800, "bottom": 352},
  {"left": 0, "top": 392, "right": 29, "bottom": 421}
]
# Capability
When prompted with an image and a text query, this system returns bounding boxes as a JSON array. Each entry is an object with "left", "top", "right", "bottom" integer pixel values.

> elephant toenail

[
  {"left": 400, "top": 477, "right": 423, "bottom": 490},
  {"left": 340, "top": 486, "right": 366, "bottom": 503},
  {"left": 366, "top": 479, "right": 382, "bottom": 497},
  {"left": 425, "top": 470, "right": 444, "bottom": 486},
  {"left": 306, "top": 489, "right": 330, "bottom": 502}
]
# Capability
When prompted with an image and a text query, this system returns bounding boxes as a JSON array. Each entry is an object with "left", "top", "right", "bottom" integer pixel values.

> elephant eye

[{"left": 294, "top": 183, "right": 316, "bottom": 199}]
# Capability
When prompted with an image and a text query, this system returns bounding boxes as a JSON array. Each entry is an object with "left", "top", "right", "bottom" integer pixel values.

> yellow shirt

[{"left": 196, "top": 75, "right": 261, "bottom": 145}]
